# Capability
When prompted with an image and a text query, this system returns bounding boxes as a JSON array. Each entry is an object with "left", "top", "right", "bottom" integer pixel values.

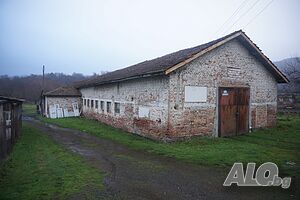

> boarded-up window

[
  {"left": 4, "top": 111, "right": 11, "bottom": 126},
  {"left": 114, "top": 102, "right": 120, "bottom": 114},
  {"left": 72, "top": 103, "right": 80, "bottom": 116},
  {"left": 107, "top": 102, "right": 111, "bottom": 113},
  {"left": 184, "top": 86, "right": 207, "bottom": 102},
  {"left": 49, "top": 105, "right": 57, "bottom": 118},
  {"left": 4, "top": 111, "right": 11, "bottom": 140},
  {"left": 138, "top": 106, "right": 150, "bottom": 118},
  {"left": 117, "top": 83, "right": 120, "bottom": 94},
  {"left": 95, "top": 100, "right": 98, "bottom": 109},
  {"left": 100, "top": 101, "right": 104, "bottom": 112},
  {"left": 56, "top": 108, "right": 63, "bottom": 118}
]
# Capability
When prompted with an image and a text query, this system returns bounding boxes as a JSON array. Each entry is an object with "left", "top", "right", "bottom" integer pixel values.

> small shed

[
  {"left": 0, "top": 96, "right": 23, "bottom": 162},
  {"left": 42, "top": 86, "right": 82, "bottom": 118}
]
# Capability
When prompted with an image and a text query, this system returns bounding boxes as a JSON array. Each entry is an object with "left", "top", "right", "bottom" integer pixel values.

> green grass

[
  {"left": 40, "top": 115, "right": 300, "bottom": 177},
  {"left": 0, "top": 123, "right": 104, "bottom": 200},
  {"left": 22, "top": 103, "right": 37, "bottom": 116}
]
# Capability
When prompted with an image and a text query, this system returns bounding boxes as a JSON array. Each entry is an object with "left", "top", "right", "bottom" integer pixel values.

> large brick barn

[{"left": 76, "top": 30, "right": 288, "bottom": 140}]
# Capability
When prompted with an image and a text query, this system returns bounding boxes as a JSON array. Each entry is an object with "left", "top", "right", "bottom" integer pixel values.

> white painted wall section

[{"left": 184, "top": 86, "right": 207, "bottom": 102}]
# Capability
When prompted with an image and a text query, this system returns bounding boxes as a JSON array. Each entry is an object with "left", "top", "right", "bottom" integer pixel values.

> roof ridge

[
  {"left": 77, "top": 30, "right": 243, "bottom": 88},
  {"left": 43, "top": 85, "right": 81, "bottom": 97},
  {"left": 76, "top": 30, "right": 287, "bottom": 87}
]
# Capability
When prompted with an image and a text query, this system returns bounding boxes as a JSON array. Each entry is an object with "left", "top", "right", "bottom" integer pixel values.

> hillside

[
  {"left": 0, "top": 73, "right": 87, "bottom": 102},
  {"left": 275, "top": 57, "right": 300, "bottom": 93}
]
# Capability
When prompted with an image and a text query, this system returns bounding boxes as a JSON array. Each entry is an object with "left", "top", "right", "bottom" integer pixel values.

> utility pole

[
  {"left": 40, "top": 65, "right": 45, "bottom": 115},
  {"left": 42, "top": 65, "right": 45, "bottom": 93}
]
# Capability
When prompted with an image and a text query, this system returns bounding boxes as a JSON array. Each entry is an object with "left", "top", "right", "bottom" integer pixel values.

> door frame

[{"left": 217, "top": 86, "right": 250, "bottom": 137}]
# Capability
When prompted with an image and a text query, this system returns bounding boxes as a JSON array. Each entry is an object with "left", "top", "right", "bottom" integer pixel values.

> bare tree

[
  {"left": 0, "top": 73, "right": 86, "bottom": 102},
  {"left": 284, "top": 57, "right": 300, "bottom": 81}
]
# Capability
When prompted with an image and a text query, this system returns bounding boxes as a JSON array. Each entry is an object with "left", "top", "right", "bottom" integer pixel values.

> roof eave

[
  {"left": 164, "top": 31, "right": 289, "bottom": 84},
  {"left": 0, "top": 96, "right": 25, "bottom": 103},
  {"left": 164, "top": 31, "right": 243, "bottom": 75},
  {"left": 43, "top": 94, "right": 81, "bottom": 97},
  {"left": 78, "top": 71, "right": 165, "bottom": 89},
  {"left": 238, "top": 33, "right": 289, "bottom": 83}
]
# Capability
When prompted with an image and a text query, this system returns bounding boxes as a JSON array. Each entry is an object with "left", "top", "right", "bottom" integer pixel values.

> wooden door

[
  {"left": 236, "top": 88, "right": 250, "bottom": 134},
  {"left": 219, "top": 87, "right": 249, "bottom": 137}
]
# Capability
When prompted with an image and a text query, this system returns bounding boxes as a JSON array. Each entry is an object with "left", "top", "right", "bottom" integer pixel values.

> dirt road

[{"left": 24, "top": 117, "right": 295, "bottom": 200}]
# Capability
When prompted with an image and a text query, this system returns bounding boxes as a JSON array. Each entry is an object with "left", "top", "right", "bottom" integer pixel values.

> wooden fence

[
  {"left": 278, "top": 92, "right": 300, "bottom": 114},
  {"left": 0, "top": 98, "right": 23, "bottom": 162}
]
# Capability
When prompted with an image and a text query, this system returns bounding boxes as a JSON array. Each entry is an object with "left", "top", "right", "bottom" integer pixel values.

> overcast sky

[{"left": 0, "top": 0, "right": 299, "bottom": 76}]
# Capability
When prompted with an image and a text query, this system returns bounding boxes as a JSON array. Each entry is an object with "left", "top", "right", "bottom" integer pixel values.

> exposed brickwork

[
  {"left": 255, "top": 105, "right": 268, "bottom": 128},
  {"left": 168, "top": 39, "right": 278, "bottom": 137},
  {"left": 84, "top": 111, "right": 133, "bottom": 133},
  {"left": 168, "top": 108, "right": 215, "bottom": 138},
  {"left": 251, "top": 108, "right": 256, "bottom": 129},
  {"left": 267, "top": 105, "right": 277, "bottom": 127},
  {"left": 80, "top": 39, "right": 278, "bottom": 139}
]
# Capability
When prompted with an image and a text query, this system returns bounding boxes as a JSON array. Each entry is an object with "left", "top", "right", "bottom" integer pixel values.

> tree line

[{"left": 0, "top": 73, "right": 87, "bottom": 102}]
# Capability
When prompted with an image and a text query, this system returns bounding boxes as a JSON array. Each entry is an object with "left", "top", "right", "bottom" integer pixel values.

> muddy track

[{"left": 24, "top": 117, "right": 295, "bottom": 200}]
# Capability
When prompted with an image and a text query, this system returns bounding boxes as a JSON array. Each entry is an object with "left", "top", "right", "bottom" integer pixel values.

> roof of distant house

[
  {"left": 76, "top": 30, "right": 288, "bottom": 88},
  {"left": 0, "top": 96, "right": 24, "bottom": 103},
  {"left": 43, "top": 86, "right": 81, "bottom": 97}
]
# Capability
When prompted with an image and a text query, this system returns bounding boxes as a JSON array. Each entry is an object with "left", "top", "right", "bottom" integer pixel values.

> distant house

[
  {"left": 0, "top": 96, "right": 23, "bottom": 162},
  {"left": 42, "top": 86, "right": 81, "bottom": 118},
  {"left": 75, "top": 30, "right": 288, "bottom": 140}
]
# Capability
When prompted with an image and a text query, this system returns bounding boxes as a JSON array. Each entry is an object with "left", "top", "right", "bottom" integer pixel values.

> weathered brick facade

[
  {"left": 81, "top": 76, "right": 169, "bottom": 139},
  {"left": 80, "top": 39, "right": 279, "bottom": 140},
  {"left": 168, "top": 39, "right": 278, "bottom": 137}
]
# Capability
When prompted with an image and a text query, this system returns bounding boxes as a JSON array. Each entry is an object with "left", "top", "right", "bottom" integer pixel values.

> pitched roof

[
  {"left": 43, "top": 86, "right": 81, "bottom": 97},
  {"left": 0, "top": 96, "right": 24, "bottom": 103},
  {"left": 77, "top": 30, "right": 288, "bottom": 88}
]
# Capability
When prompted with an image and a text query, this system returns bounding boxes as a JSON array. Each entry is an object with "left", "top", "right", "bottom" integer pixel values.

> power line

[
  {"left": 215, "top": 0, "right": 250, "bottom": 37},
  {"left": 243, "top": 0, "right": 275, "bottom": 29},
  {"left": 221, "top": 0, "right": 261, "bottom": 35}
]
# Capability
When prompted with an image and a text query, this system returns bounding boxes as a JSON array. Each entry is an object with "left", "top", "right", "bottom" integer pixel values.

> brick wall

[
  {"left": 80, "top": 76, "right": 170, "bottom": 139},
  {"left": 168, "top": 38, "right": 278, "bottom": 138}
]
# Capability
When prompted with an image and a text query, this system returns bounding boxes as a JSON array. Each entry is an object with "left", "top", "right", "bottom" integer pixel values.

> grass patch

[
  {"left": 39, "top": 115, "right": 300, "bottom": 177},
  {"left": 0, "top": 123, "right": 104, "bottom": 200},
  {"left": 22, "top": 103, "right": 37, "bottom": 116}
]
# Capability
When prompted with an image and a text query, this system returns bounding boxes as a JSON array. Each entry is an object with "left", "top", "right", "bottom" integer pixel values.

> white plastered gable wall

[{"left": 46, "top": 96, "right": 81, "bottom": 118}]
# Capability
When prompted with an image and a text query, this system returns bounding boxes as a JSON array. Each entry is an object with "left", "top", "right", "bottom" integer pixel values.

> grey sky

[{"left": 0, "top": 0, "right": 299, "bottom": 76}]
